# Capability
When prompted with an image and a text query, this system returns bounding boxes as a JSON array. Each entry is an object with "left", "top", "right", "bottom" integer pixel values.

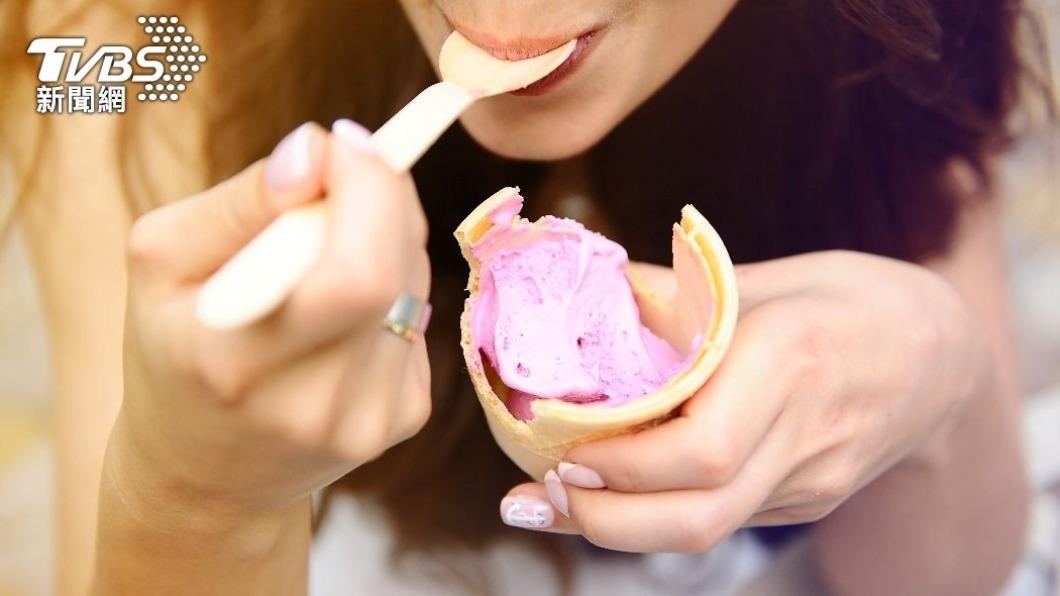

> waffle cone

[{"left": 455, "top": 187, "right": 738, "bottom": 481}]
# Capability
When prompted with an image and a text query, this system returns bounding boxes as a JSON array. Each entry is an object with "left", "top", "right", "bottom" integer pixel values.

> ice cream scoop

[
  {"left": 456, "top": 187, "right": 738, "bottom": 480},
  {"left": 470, "top": 201, "right": 696, "bottom": 419},
  {"left": 196, "top": 32, "right": 576, "bottom": 329}
]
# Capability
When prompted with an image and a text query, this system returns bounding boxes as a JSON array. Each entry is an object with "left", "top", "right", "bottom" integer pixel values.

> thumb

[{"left": 127, "top": 122, "right": 327, "bottom": 284}]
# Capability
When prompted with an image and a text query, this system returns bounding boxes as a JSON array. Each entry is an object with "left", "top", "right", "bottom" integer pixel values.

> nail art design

[{"left": 501, "top": 495, "right": 554, "bottom": 529}]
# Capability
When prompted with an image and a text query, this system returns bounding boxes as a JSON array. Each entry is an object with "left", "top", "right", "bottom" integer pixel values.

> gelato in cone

[{"left": 455, "top": 187, "right": 738, "bottom": 480}]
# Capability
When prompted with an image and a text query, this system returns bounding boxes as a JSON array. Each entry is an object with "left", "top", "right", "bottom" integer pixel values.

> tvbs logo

[{"left": 28, "top": 16, "right": 205, "bottom": 114}]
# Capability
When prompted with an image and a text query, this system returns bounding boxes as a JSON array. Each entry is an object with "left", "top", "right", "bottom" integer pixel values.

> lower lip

[{"left": 510, "top": 31, "right": 599, "bottom": 97}]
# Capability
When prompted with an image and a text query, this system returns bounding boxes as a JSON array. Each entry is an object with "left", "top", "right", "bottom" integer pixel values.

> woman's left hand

[{"left": 500, "top": 250, "right": 988, "bottom": 551}]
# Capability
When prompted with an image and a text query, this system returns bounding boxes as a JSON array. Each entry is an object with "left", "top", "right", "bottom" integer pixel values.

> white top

[{"left": 310, "top": 492, "right": 775, "bottom": 596}]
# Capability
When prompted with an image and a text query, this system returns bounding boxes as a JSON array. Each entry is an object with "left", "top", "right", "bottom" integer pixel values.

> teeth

[{"left": 454, "top": 187, "right": 739, "bottom": 481}]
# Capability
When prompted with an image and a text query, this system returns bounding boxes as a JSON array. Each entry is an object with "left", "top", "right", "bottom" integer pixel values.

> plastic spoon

[{"left": 196, "top": 32, "right": 576, "bottom": 329}]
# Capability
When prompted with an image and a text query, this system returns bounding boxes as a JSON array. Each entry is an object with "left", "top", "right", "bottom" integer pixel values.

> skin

[
  {"left": 102, "top": 122, "right": 437, "bottom": 592},
  {"left": 508, "top": 213, "right": 1030, "bottom": 594},
  {"left": 10, "top": 1, "right": 1028, "bottom": 595},
  {"left": 397, "top": 0, "right": 740, "bottom": 159}
]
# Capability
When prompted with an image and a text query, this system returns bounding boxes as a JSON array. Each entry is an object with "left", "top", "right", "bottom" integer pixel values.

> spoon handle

[
  {"left": 373, "top": 81, "right": 475, "bottom": 171},
  {"left": 196, "top": 83, "right": 475, "bottom": 329}
]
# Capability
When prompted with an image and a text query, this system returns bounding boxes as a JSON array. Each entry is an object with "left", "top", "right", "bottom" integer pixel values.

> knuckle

[
  {"left": 338, "top": 433, "right": 387, "bottom": 464},
  {"left": 397, "top": 178, "right": 429, "bottom": 246},
  {"left": 126, "top": 212, "right": 164, "bottom": 270},
  {"left": 806, "top": 499, "right": 843, "bottom": 522},
  {"left": 676, "top": 508, "right": 723, "bottom": 553},
  {"left": 204, "top": 371, "right": 246, "bottom": 401},
  {"left": 768, "top": 503, "right": 834, "bottom": 525},
  {"left": 688, "top": 435, "right": 739, "bottom": 486},
  {"left": 905, "top": 310, "right": 943, "bottom": 363},
  {"left": 216, "top": 178, "right": 266, "bottom": 238},
  {"left": 390, "top": 397, "right": 431, "bottom": 445},
  {"left": 411, "top": 250, "right": 432, "bottom": 298},
  {"left": 329, "top": 443, "right": 367, "bottom": 464},
  {"left": 332, "top": 409, "right": 392, "bottom": 463},
  {"left": 611, "top": 461, "right": 652, "bottom": 493},
  {"left": 784, "top": 500, "right": 842, "bottom": 524},
  {"left": 762, "top": 506, "right": 805, "bottom": 525},
  {"left": 778, "top": 318, "right": 833, "bottom": 389},
  {"left": 814, "top": 466, "right": 857, "bottom": 503},
  {"left": 413, "top": 208, "right": 429, "bottom": 245},
  {"left": 280, "top": 405, "right": 333, "bottom": 451},
  {"left": 575, "top": 512, "right": 616, "bottom": 549},
  {"left": 189, "top": 344, "right": 255, "bottom": 401},
  {"left": 405, "top": 393, "right": 433, "bottom": 435}
]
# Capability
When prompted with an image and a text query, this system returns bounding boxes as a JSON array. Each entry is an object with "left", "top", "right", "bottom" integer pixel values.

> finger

[
  {"left": 548, "top": 430, "right": 790, "bottom": 553},
  {"left": 239, "top": 313, "right": 427, "bottom": 470},
  {"left": 387, "top": 337, "right": 432, "bottom": 444},
  {"left": 155, "top": 287, "right": 377, "bottom": 404},
  {"left": 733, "top": 253, "right": 846, "bottom": 312},
  {"left": 382, "top": 251, "right": 434, "bottom": 444},
  {"left": 500, "top": 482, "right": 580, "bottom": 534},
  {"left": 227, "top": 336, "right": 416, "bottom": 496},
  {"left": 318, "top": 132, "right": 433, "bottom": 452},
  {"left": 326, "top": 253, "right": 432, "bottom": 458},
  {"left": 283, "top": 121, "right": 429, "bottom": 345},
  {"left": 159, "top": 270, "right": 426, "bottom": 410},
  {"left": 128, "top": 123, "right": 327, "bottom": 284},
  {"left": 155, "top": 126, "right": 432, "bottom": 402},
  {"left": 564, "top": 310, "right": 788, "bottom": 492},
  {"left": 234, "top": 335, "right": 363, "bottom": 451},
  {"left": 326, "top": 318, "right": 424, "bottom": 460},
  {"left": 745, "top": 505, "right": 822, "bottom": 527},
  {"left": 328, "top": 119, "right": 429, "bottom": 245}
]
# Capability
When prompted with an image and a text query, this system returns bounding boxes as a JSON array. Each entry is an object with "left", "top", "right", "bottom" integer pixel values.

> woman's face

[{"left": 399, "top": 0, "right": 739, "bottom": 160}]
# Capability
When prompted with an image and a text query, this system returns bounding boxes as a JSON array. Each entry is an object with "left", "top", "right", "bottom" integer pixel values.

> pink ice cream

[{"left": 470, "top": 197, "right": 691, "bottom": 421}]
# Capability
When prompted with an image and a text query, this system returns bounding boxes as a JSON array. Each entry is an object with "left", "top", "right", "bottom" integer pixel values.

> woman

[{"left": 0, "top": 0, "right": 1041, "bottom": 594}]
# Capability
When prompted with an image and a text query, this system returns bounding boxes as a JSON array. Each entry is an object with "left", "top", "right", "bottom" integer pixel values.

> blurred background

[{"left": 1, "top": 3, "right": 1058, "bottom": 595}]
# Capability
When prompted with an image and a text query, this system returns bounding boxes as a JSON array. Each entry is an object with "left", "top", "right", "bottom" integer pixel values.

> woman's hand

[
  {"left": 109, "top": 120, "right": 432, "bottom": 525},
  {"left": 500, "top": 251, "right": 987, "bottom": 551}
]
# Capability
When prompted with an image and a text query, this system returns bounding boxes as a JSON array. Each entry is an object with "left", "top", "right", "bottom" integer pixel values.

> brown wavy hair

[{"left": 0, "top": 0, "right": 1047, "bottom": 591}]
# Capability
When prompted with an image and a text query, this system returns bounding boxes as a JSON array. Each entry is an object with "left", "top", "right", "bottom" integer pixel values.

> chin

[{"left": 457, "top": 96, "right": 622, "bottom": 161}]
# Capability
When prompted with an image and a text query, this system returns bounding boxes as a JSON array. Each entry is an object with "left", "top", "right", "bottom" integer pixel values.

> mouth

[
  {"left": 509, "top": 31, "right": 598, "bottom": 97},
  {"left": 442, "top": 21, "right": 603, "bottom": 97}
]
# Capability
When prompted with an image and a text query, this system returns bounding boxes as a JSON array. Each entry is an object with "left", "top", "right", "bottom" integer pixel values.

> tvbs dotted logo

[
  {"left": 136, "top": 15, "right": 205, "bottom": 103},
  {"left": 27, "top": 15, "right": 207, "bottom": 115}
]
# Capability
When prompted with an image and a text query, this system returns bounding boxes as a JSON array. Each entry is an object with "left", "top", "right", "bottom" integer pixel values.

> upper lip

[{"left": 445, "top": 20, "right": 594, "bottom": 61}]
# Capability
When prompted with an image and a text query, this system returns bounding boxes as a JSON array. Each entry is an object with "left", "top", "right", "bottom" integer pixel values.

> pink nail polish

[
  {"left": 332, "top": 118, "right": 375, "bottom": 153},
  {"left": 558, "top": 462, "right": 606, "bottom": 489},
  {"left": 265, "top": 122, "right": 312, "bottom": 191},
  {"left": 500, "top": 495, "right": 554, "bottom": 529},
  {"left": 544, "top": 470, "right": 570, "bottom": 518}
]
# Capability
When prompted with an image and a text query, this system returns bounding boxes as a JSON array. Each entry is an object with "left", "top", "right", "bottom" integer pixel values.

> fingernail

[
  {"left": 558, "top": 462, "right": 606, "bottom": 489},
  {"left": 544, "top": 470, "right": 570, "bottom": 518},
  {"left": 332, "top": 118, "right": 375, "bottom": 153},
  {"left": 265, "top": 122, "right": 313, "bottom": 191},
  {"left": 500, "top": 495, "right": 554, "bottom": 529}
]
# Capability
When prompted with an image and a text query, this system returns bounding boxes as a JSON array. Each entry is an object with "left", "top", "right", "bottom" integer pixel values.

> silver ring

[{"left": 382, "top": 292, "right": 432, "bottom": 341}]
